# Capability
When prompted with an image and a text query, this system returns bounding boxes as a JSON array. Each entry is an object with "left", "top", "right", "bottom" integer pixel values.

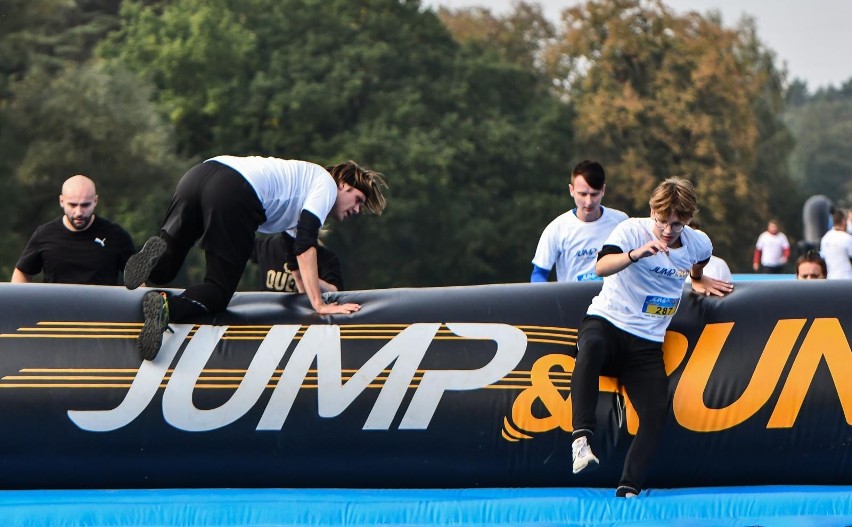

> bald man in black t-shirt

[{"left": 11, "top": 175, "right": 135, "bottom": 285}]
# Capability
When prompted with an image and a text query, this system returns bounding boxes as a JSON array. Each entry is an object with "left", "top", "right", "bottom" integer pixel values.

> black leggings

[
  {"left": 571, "top": 315, "right": 668, "bottom": 492},
  {"left": 148, "top": 161, "right": 266, "bottom": 321}
]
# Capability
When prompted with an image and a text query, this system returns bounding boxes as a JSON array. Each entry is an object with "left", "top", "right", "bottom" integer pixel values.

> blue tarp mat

[{"left": 0, "top": 486, "right": 850, "bottom": 526}]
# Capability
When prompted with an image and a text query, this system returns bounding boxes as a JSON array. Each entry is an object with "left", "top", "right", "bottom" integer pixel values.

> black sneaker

[
  {"left": 124, "top": 236, "right": 167, "bottom": 290},
  {"left": 138, "top": 291, "right": 170, "bottom": 361},
  {"left": 615, "top": 485, "right": 639, "bottom": 498}
]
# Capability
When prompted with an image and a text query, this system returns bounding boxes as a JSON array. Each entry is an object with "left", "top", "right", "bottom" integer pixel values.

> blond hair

[{"left": 649, "top": 177, "right": 698, "bottom": 221}]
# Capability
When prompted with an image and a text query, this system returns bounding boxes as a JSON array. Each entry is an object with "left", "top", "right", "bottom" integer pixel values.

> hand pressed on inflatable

[{"left": 690, "top": 275, "right": 734, "bottom": 297}]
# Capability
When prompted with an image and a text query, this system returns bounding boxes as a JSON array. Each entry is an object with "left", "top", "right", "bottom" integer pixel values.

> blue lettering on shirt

[{"left": 650, "top": 266, "right": 678, "bottom": 277}]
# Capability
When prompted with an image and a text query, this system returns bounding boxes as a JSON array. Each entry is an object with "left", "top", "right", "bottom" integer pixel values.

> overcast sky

[{"left": 425, "top": 0, "right": 852, "bottom": 91}]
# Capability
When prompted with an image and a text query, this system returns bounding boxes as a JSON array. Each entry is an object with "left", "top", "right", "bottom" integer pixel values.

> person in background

[
  {"left": 123, "top": 155, "right": 387, "bottom": 361},
  {"left": 753, "top": 219, "right": 790, "bottom": 273},
  {"left": 252, "top": 233, "right": 343, "bottom": 293},
  {"left": 820, "top": 208, "right": 852, "bottom": 279},
  {"left": 570, "top": 177, "right": 733, "bottom": 499},
  {"left": 11, "top": 175, "right": 135, "bottom": 285},
  {"left": 531, "top": 160, "right": 628, "bottom": 282},
  {"left": 795, "top": 250, "right": 827, "bottom": 280}
]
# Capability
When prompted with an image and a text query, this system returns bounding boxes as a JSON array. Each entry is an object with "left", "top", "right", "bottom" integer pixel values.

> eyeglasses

[{"left": 654, "top": 217, "right": 686, "bottom": 233}]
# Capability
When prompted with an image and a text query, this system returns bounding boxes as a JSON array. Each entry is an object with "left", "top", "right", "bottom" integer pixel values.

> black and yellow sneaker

[
  {"left": 124, "top": 236, "right": 167, "bottom": 290},
  {"left": 138, "top": 291, "right": 170, "bottom": 361}
]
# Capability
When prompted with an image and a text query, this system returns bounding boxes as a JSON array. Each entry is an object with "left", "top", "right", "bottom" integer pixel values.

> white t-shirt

[
  {"left": 532, "top": 206, "right": 628, "bottom": 282},
  {"left": 587, "top": 218, "right": 713, "bottom": 342},
  {"left": 755, "top": 231, "right": 790, "bottom": 266},
  {"left": 685, "top": 255, "right": 732, "bottom": 283},
  {"left": 820, "top": 229, "right": 852, "bottom": 279},
  {"left": 209, "top": 156, "right": 336, "bottom": 234}
]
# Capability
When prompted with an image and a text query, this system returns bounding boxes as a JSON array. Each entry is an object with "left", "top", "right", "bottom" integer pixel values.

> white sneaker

[{"left": 571, "top": 436, "right": 599, "bottom": 474}]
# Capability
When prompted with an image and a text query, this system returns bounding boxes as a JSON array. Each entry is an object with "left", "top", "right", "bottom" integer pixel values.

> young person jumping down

[{"left": 570, "top": 177, "right": 733, "bottom": 497}]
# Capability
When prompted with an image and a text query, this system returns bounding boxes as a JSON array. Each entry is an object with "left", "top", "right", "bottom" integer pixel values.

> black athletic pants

[
  {"left": 148, "top": 161, "right": 266, "bottom": 321},
  {"left": 571, "top": 315, "right": 669, "bottom": 492}
]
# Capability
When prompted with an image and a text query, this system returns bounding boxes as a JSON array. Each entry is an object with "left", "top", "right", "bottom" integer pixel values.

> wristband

[
  {"left": 628, "top": 250, "right": 639, "bottom": 263},
  {"left": 690, "top": 272, "right": 703, "bottom": 281}
]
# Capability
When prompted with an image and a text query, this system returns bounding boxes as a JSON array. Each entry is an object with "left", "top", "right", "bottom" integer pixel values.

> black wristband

[
  {"left": 690, "top": 272, "right": 703, "bottom": 281},
  {"left": 628, "top": 250, "right": 639, "bottom": 263}
]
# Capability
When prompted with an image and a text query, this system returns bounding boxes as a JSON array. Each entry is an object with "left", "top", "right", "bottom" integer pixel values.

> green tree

[
  {"left": 98, "top": 0, "right": 258, "bottom": 157},
  {"left": 785, "top": 78, "right": 852, "bottom": 206},
  {"left": 436, "top": 1, "right": 557, "bottom": 76},
  {"left": 785, "top": 100, "right": 852, "bottom": 205}
]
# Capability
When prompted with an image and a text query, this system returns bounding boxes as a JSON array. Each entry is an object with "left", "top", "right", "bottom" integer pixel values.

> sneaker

[
  {"left": 572, "top": 435, "right": 599, "bottom": 474},
  {"left": 616, "top": 485, "right": 639, "bottom": 498},
  {"left": 138, "top": 291, "right": 170, "bottom": 361},
  {"left": 124, "top": 236, "right": 167, "bottom": 290}
]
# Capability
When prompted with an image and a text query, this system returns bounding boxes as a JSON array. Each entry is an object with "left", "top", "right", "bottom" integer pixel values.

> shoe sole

[
  {"left": 572, "top": 456, "right": 600, "bottom": 475},
  {"left": 125, "top": 237, "right": 167, "bottom": 290},
  {"left": 138, "top": 291, "right": 167, "bottom": 361}
]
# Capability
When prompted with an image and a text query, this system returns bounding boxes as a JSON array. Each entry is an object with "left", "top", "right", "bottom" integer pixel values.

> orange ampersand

[{"left": 507, "top": 354, "right": 575, "bottom": 436}]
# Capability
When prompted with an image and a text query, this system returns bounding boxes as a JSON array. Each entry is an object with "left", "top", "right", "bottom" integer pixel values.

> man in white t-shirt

[
  {"left": 820, "top": 209, "right": 852, "bottom": 279},
  {"left": 570, "top": 177, "right": 733, "bottom": 499},
  {"left": 752, "top": 220, "right": 790, "bottom": 273},
  {"left": 124, "top": 156, "right": 387, "bottom": 361},
  {"left": 531, "top": 160, "right": 628, "bottom": 282}
]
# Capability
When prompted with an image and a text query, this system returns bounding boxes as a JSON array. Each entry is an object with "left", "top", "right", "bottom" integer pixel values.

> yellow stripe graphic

[{"left": 0, "top": 321, "right": 576, "bottom": 391}]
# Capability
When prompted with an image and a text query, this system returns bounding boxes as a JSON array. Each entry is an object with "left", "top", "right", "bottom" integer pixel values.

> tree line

[{"left": 1, "top": 0, "right": 848, "bottom": 289}]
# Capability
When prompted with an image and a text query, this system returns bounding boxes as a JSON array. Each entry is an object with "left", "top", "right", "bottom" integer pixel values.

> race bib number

[{"left": 642, "top": 295, "right": 679, "bottom": 317}]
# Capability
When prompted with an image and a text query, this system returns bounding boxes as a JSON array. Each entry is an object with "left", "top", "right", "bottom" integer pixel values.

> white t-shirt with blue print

[
  {"left": 587, "top": 217, "right": 712, "bottom": 342},
  {"left": 532, "top": 206, "right": 628, "bottom": 282}
]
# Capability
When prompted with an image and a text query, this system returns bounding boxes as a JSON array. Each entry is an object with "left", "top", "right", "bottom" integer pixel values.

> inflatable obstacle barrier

[{"left": 0, "top": 280, "right": 849, "bottom": 490}]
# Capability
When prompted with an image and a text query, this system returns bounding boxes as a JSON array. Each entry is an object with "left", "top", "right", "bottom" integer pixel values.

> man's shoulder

[
  {"left": 601, "top": 206, "right": 629, "bottom": 222},
  {"left": 91, "top": 216, "right": 133, "bottom": 238},
  {"left": 614, "top": 216, "right": 644, "bottom": 231},
  {"left": 684, "top": 226, "right": 713, "bottom": 249},
  {"left": 824, "top": 228, "right": 852, "bottom": 243},
  {"left": 92, "top": 215, "right": 125, "bottom": 229},
  {"left": 32, "top": 217, "right": 67, "bottom": 236},
  {"left": 540, "top": 210, "right": 576, "bottom": 233}
]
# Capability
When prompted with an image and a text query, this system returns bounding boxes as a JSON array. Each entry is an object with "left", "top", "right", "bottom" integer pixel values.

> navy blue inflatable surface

[{"left": 0, "top": 281, "right": 849, "bottom": 490}]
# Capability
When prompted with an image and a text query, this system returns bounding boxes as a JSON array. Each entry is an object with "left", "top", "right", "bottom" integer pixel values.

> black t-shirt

[
  {"left": 252, "top": 234, "right": 343, "bottom": 292},
  {"left": 15, "top": 216, "right": 136, "bottom": 285}
]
